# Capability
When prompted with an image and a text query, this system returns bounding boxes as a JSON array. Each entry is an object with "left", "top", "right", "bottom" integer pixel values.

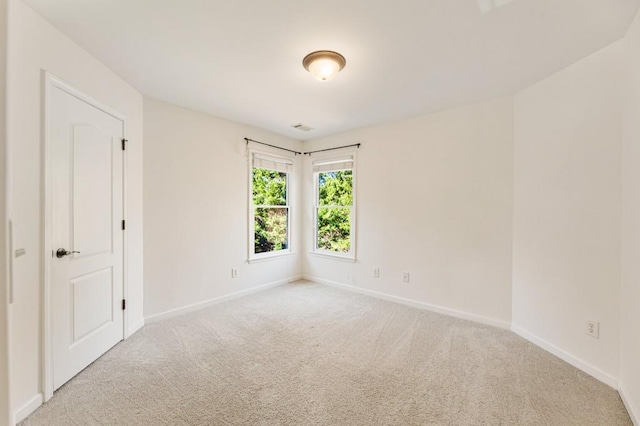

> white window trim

[
  {"left": 311, "top": 150, "right": 357, "bottom": 260},
  {"left": 248, "top": 148, "right": 295, "bottom": 262}
]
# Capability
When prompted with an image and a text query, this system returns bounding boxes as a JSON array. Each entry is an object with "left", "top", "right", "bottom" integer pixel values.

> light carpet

[{"left": 21, "top": 281, "right": 631, "bottom": 425}]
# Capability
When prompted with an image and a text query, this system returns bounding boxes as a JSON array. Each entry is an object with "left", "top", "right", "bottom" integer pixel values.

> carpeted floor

[{"left": 21, "top": 281, "right": 631, "bottom": 425}]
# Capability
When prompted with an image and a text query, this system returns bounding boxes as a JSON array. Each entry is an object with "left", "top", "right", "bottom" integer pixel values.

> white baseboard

[
  {"left": 511, "top": 324, "right": 618, "bottom": 389},
  {"left": 145, "top": 276, "right": 301, "bottom": 323},
  {"left": 304, "top": 275, "right": 511, "bottom": 330},
  {"left": 619, "top": 382, "right": 639, "bottom": 426},
  {"left": 14, "top": 393, "right": 43, "bottom": 424}
]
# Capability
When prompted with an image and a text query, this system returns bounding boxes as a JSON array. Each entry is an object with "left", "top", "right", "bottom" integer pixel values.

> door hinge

[
  {"left": 122, "top": 220, "right": 126, "bottom": 230},
  {"left": 122, "top": 139, "right": 128, "bottom": 151},
  {"left": 122, "top": 299, "right": 126, "bottom": 310}
]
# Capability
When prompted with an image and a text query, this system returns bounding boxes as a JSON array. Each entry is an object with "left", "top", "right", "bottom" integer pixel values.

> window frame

[
  {"left": 311, "top": 151, "right": 357, "bottom": 260},
  {"left": 248, "top": 149, "right": 294, "bottom": 262}
]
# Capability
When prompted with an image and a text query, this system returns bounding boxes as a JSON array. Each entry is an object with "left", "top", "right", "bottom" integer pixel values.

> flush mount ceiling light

[{"left": 302, "top": 50, "right": 346, "bottom": 82}]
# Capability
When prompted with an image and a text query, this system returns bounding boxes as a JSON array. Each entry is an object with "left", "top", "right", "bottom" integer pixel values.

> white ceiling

[{"left": 22, "top": 0, "right": 640, "bottom": 140}]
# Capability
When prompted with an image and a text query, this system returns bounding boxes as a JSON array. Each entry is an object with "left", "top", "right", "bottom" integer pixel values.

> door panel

[
  {"left": 50, "top": 84, "right": 124, "bottom": 390},
  {"left": 72, "top": 124, "right": 114, "bottom": 258},
  {"left": 70, "top": 267, "right": 113, "bottom": 344}
]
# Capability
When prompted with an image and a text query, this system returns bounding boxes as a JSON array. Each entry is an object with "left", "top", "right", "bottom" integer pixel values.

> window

[
  {"left": 249, "top": 152, "right": 293, "bottom": 260},
  {"left": 313, "top": 154, "right": 356, "bottom": 258}
]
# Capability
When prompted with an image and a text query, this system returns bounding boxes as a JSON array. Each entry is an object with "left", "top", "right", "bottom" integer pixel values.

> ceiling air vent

[{"left": 291, "top": 123, "right": 314, "bottom": 132}]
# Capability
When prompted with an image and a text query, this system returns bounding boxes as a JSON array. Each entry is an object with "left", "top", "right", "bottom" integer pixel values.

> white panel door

[{"left": 49, "top": 84, "right": 124, "bottom": 390}]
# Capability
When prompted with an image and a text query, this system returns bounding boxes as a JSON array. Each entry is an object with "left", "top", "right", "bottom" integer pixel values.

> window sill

[
  {"left": 308, "top": 251, "right": 356, "bottom": 263},
  {"left": 248, "top": 251, "right": 296, "bottom": 264}
]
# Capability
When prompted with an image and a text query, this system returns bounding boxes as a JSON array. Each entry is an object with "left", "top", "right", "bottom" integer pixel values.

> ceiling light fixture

[{"left": 302, "top": 50, "right": 346, "bottom": 82}]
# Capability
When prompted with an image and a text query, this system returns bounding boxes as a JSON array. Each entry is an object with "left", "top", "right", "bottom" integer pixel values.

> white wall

[
  {"left": 620, "top": 9, "right": 640, "bottom": 423},
  {"left": 7, "top": 0, "right": 144, "bottom": 420},
  {"left": 512, "top": 41, "right": 625, "bottom": 387},
  {"left": 143, "top": 98, "right": 302, "bottom": 320},
  {"left": 0, "top": 0, "right": 10, "bottom": 424},
  {"left": 302, "top": 97, "right": 514, "bottom": 327}
]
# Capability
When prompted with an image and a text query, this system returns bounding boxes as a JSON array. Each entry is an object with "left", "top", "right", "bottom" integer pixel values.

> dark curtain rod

[
  {"left": 245, "top": 138, "right": 302, "bottom": 155},
  {"left": 304, "top": 143, "right": 361, "bottom": 156}
]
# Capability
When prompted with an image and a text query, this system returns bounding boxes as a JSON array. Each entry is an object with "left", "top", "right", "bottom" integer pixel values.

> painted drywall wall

[
  {"left": 143, "top": 98, "right": 302, "bottom": 319},
  {"left": 7, "top": 0, "right": 144, "bottom": 419},
  {"left": 0, "top": 0, "right": 10, "bottom": 424},
  {"left": 621, "top": 9, "right": 640, "bottom": 423},
  {"left": 302, "top": 97, "right": 514, "bottom": 327},
  {"left": 512, "top": 41, "right": 625, "bottom": 387}
]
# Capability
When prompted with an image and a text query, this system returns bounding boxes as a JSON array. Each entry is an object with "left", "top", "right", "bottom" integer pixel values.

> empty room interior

[{"left": 1, "top": 0, "right": 640, "bottom": 424}]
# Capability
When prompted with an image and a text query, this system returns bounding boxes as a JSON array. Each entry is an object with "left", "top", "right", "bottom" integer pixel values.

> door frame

[
  {"left": 41, "top": 72, "right": 128, "bottom": 401},
  {"left": 1, "top": 0, "right": 10, "bottom": 423}
]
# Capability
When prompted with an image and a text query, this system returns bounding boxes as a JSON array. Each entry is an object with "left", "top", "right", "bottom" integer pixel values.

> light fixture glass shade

[
  {"left": 303, "top": 51, "right": 346, "bottom": 82},
  {"left": 308, "top": 58, "right": 341, "bottom": 81}
]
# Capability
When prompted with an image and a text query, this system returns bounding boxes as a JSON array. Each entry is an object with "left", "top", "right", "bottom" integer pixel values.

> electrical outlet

[
  {"left": 231, "top": 268, "right": 239, "bottom": 279},
  {"left": 373, "top": 268, "right": 380, "bottom": 278},
  {"left": 586, "top": 321, "right": 599, "bottom": 339},
  {"left": 402, "top": 272, "right": 410, "bottom": 283}
]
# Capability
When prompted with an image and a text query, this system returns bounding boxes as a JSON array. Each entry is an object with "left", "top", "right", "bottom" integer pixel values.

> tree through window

[
  {"left": 313, "top": 155, "right": 355, "bottom": 258},
  {"left": 250, "top": 153, "right": 293, "bottom": 258}
]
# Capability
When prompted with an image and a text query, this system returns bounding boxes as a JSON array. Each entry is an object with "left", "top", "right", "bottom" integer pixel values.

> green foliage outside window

[
  {"left": 317, "top": 171, "right": 352, "bottom": 253},
  {"left": 253, "top": 168, "right": 288, "bottom": 254},
  {"left": 253, "top": 168, "right": 286, "bottom": 206}
]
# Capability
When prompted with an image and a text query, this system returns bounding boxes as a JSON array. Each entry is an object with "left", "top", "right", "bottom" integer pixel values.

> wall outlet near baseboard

[
  {"left": 402, "top": 272, "right": 410, "bottom": 283},
  {"left": 231, "top": 268, "right": 239, "bottom": 279},
  {"left": 373, "top": 267, "right": 380, "bottom": 278},
  {"left": 586, "top": 320, "right": 599, "bottom": 339}
]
